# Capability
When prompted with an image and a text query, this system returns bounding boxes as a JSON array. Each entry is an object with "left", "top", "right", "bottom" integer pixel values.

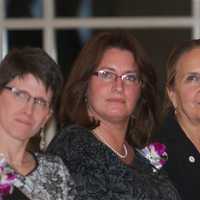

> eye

[
  {"left": 99, "top": 70, "right": 115, "bottom": 80},
  {"left": 123, "top": 74, "right": 140, "bottom": 83},
  {"left": 186, "top": 74, "right": 200, "bottom": 82},
  {"left": 34, "top": 98, "right": 48, "bottom": 108},
  {"left": 13, "top": 90, "right": 29, "bottom": 99}
]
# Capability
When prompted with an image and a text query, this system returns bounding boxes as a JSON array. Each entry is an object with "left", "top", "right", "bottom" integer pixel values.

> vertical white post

[
  {"left": 192, "top": 0, "right": 200, "bottom": 39},
  {"left": 43, "top": 0, "right": 57, "bottom": 61},
  {"left": 43, "top": 0, "right": 57, "bottom": 147},
  {"left": 0, "top": 0, "right": 6, "bottom": 60}
]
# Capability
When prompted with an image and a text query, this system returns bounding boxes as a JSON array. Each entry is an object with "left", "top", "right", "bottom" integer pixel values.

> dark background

[{"left": 6, "top": 0, "right": 191, "bottom": 96}]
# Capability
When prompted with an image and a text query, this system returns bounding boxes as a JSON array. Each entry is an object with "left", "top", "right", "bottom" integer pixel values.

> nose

[
  {"left": 112, "top": 77, "right": 124, "bottom": 92},
  {"left": 24, "top": 98, "right": 35, "bottom": 115}
]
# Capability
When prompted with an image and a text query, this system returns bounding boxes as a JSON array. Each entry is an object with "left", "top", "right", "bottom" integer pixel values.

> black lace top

[{"left": 48, "top": 124, "right": 181, "bottom": 200}]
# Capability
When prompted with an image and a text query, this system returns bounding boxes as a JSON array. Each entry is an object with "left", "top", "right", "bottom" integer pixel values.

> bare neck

[
  {"left": 0, "top": 143, "right": 27, "bottom": 165},
  {"left": 94, "top": 119, "right": 128, "bottom": 147},
  {"left": 0, "top": 127, "right": 36, "bottom": 175},
  {"left": 93, "top": 120, "right": 135, "bottom": 165}
]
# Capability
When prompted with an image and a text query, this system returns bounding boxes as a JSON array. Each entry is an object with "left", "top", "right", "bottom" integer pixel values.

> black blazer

[{"left": 154, "top": 113, "right": 200, "bottom": 200}]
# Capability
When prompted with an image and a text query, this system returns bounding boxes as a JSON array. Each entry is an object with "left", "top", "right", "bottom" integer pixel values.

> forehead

[
  {"left": 8, "top": 74, "right": 52, "bottom": 98},
  {"left": 176, "top": 48, "right": 200, "bottom": 75},
  {"left": 98, "top": 47, "right": 138, "bottom": 72}
]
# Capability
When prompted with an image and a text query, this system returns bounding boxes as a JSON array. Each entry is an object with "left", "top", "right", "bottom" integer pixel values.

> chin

[
  {"left": 11, "top": 130, "right": 34, "bottom": 140},
  {"left": 108, "top": 110, "right": 128, "bottom": 117},
  {"left": 106, "top": 114, "right": 129, "bottom": 123}
]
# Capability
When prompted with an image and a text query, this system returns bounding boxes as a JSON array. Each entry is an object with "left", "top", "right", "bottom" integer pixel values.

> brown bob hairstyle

[
  {"left": 0, "top": 47, "right": 63, "bottom": 112},
  {"left": 60, "top": 30, "right": 158, "bottom": 148},
  {"left": 164, "top": 39, "right": 200, "bottom": 113}
]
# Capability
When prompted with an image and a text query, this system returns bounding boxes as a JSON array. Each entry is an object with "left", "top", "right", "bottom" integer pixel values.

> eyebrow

[
  {"left": 8, "top": 85, "right": 50, "bottom": 101},
  {"left": 187, "top": 72, "right": 200, "bottom": 75},
  {"left": 98, "top": 66, "right": 139, "bottom": 74},
  {"left": 184, "top": 72, "right": 200, "bottom": 78}
]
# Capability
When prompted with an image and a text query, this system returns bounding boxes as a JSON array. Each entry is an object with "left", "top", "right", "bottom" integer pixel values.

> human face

[
  {"left": 168, "top": 48, "right": 200, "bottom": 126},
  {"left": 0, "top": 74, "right": 52, "bottom": 143},
  {"left": 87, "top": 48, "right": 141, "bottom": 124}
]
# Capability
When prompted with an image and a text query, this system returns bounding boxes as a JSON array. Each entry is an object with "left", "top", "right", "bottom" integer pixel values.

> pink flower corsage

[
  {"left": 138, "top": 142, "right": 168, "bottom": 172},
  {"left": 0, "top": 154, "right": 16, "bottom": 198}
]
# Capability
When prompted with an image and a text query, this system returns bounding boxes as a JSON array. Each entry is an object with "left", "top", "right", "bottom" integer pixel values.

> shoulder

[
  {"left": 34, "top": 152, "right": 75, "bottom": 187},
  {"left": 61, "top": 124, "right": 93, "bottom": 142},
  {"left": 47, "top": 124, "right": 105, "bottom": 167},
  {"left": 48, "top": 124, "right": 91, "bottom": 147},
  {"left": 27, "top": 153, "right": 77, "bottom": 199},
  {"left": 47, "top": 124, "right": 96, "bottom": 154},
  {"left": 34, "top": 152, "right": 70, "bottom": 174}
]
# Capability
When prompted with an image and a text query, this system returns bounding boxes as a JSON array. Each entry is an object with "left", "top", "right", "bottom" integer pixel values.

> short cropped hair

[{"left": 0, "top": 47, "right": 63, "bottom": 111}]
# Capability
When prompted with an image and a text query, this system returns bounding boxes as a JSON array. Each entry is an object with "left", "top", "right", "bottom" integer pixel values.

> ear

[{"left": 167, "top": 87, "right": 177, "bottom": 109}]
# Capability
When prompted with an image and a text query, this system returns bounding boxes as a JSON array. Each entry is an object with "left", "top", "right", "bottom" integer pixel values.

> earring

[
  {"left": 173, "top": 104, "right": 178, "bottom": 115},
  {"left": 130, "top": 114, "right": 136, "bottom": 120},
  {"left": 40, "top": 128, "right": 46, "bottom": 151}
]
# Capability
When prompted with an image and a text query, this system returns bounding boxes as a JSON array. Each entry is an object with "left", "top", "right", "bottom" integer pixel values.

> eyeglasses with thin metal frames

[
  {"left": 92, "top": 69, "right": 141, "bottom": 85},
  {"left": 3, "top": 86, "right": 51, "bottom": 112}
]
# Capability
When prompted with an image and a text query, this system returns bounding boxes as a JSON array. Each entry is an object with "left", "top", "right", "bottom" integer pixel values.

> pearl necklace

[{"left": 93, "top": 132, "right": 128, "bottom": 159}]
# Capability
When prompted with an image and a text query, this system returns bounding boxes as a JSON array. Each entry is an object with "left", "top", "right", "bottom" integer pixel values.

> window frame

[{"left": 0, "top": 0, "right": 198, "bottom": 61}]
